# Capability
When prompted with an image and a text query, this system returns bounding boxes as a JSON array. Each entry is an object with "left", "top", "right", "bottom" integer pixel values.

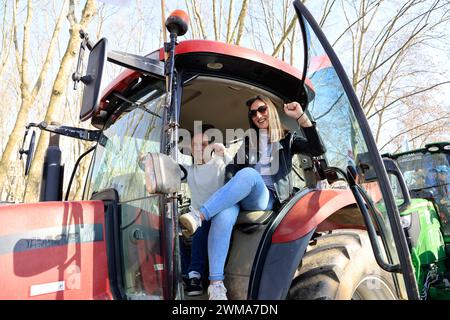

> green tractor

[{"left": 383, "top": 142, "right": 450, "bottom": 299}]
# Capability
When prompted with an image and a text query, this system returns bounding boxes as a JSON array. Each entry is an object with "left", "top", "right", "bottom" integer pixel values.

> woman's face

[{"left": 250, "top": 99, "right": 270, "bottom": 130}]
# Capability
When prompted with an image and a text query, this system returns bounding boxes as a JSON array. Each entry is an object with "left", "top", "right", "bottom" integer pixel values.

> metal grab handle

[
  {"left": 347, "top": 165, "right": 401, "bottom": 273},
  {"left": 383, "top": 158, "right": 412, "bottom": 212}
]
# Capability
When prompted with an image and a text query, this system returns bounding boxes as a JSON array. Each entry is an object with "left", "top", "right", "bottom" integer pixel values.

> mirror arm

[
  {"left": 72, "top": 30, "right": 95, "bottom": 90},
  {"left": 27, "top": 122, "right": 100, "bottom": 142},
  {"left": 79, "top": 29, "right": 94, "bottom": 50},
  {"left": 18, "top": 127, "right": 30, "bottom": 160}
]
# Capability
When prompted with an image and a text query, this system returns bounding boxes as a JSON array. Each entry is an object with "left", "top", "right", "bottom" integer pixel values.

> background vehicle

[
  {"left": 384, "top": 142, "right": 450, "bottom": 299},
  {"left": 0, "top": 2, "right": 419, "bottom": 300}
]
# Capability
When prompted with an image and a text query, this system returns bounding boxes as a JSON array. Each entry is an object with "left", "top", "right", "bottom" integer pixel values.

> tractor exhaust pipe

[{"left": 39, "top": 122, "right": 64, "bottom": 201}]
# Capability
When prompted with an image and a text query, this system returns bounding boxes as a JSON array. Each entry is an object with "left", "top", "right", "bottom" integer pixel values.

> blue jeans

[
  {"left": 199, "top": 167, "right": 276, "bottom": 281},
  {"left": 180, "top": 220, "right": 210, "bottom": 279}
]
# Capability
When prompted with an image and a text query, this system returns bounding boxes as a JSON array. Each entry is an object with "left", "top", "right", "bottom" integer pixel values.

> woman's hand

[
  {"left": 283, "top": 101, "right": 312, "bottom": 127},
  {"left": 283, "top": 101, "right": 303, "bottom": 119},
  {"left": 210, "top": 143, "right": 225, "bottom": 157}
]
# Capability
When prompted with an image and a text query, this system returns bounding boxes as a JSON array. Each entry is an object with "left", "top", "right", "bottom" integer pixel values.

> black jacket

[{"left": 225, "top": 124, "right": 326, "bottom": 204}]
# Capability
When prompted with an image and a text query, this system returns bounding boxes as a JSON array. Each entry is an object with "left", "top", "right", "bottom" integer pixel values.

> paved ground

[{"left": 184, "top": 292, "right": 208, "bottom": 300}]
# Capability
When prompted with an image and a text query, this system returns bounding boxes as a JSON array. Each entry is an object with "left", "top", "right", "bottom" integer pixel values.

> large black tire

[{"left": 287, "top": 229, "right": 398, "bottom": 300}]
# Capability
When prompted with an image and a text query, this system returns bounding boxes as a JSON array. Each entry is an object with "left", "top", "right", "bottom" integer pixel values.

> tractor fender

[
  {"left": 273, "top": 188, "right": 358, "bottom": 243},
  {"left": 249, "top": 188, "right": 358, "bottom": 299}
]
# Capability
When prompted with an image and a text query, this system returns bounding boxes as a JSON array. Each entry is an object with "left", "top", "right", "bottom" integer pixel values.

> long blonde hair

[{"left": 246, "top": 95, "right": 287, "bottom": 143}]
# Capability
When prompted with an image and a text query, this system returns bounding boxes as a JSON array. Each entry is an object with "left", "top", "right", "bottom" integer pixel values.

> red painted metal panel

[
  {"left": 99, "top": 40, "right": 313, "bottom": 115},
  {"left": 159, "top": 40, "right": 306, "bottom": 81},
  {"left": 309, "top": 54, "right": 332, "bottom": 73},
  {"left": 272, "top": 189, "right": 357, "bottom": 243},
  {"left": 0, "top": 201, "right": 112, "bottom": 300}
]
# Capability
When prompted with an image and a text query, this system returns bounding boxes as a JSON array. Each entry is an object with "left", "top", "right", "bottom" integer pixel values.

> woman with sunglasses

[{"left": 180, "top": 95, "right": 325, "bottom": 299}]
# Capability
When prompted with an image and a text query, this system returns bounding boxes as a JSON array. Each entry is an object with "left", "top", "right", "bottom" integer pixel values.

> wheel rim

[{"left": 352, "top": 276, "right": 397, "bottom": 300}]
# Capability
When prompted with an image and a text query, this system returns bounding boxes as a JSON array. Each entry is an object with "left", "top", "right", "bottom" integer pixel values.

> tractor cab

[
  {"left": 385, "top": 143, "right": 450, "bottom": 235},
  {"left": 0, "top": 1, "right": 421, "bottom": 300}
]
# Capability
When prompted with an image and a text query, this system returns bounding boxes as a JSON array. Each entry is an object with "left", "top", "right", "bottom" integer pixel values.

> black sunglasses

[{"left": 248, "top": 105, "right": 268, "bottom": 118}]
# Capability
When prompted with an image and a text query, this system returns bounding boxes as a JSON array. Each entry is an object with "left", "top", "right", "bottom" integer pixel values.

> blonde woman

[{"left": 180, "top": 95, "right": 325, "bottom": 299}]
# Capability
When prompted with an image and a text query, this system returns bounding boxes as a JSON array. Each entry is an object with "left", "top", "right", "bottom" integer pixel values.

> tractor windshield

[
  {"left": 396, "top": 152, "right": 450, "bottom": 193},
  {"left": 86, "top": 79, "right": 165, "bottom": 201},
  {"left": 395, "top": 150, "right": 450, "bottom": 236}
]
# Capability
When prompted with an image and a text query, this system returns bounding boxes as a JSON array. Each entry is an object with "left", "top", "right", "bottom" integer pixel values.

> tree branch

[
  {"left": 191, "top": 0, "right": 207, "bottom": 39},
  {"left": 30, "top": 0, "right": 68, "bottom": 99},
  {"left": 230, "top": 0, "right": 249, "bottom": 45},
  {"left": 368, "top": 80, "right": 450, "bottom": 119},
  {"left": 379, "top": 114, "right": 450, "bottom": 150},
  {"left": 272, "top": 16, "right": 296, "bottom": 57},
  {"left": 225, "top": 0, "right": 234, "bottom": 43}
]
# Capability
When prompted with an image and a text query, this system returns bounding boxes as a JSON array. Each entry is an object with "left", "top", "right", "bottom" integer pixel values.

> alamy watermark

[{"left": 177, "top": 121, "right": 280, "bottom": 174}]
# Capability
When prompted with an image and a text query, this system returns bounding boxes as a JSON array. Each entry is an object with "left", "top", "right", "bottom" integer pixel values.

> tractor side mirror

[
  {"left": 76, "top": 37, "right": 107, "bottom": 121},
  {"left": 139, "top": 153, "right": 182, "bottom": 194},
  {"left": 18, "top": 128, "right": 36, "bottom": 176},
  {"left": 383, "top": 158, "right": 411, "bottom": 212}
]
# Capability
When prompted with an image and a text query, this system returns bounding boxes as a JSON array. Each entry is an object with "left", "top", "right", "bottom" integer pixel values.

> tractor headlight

[{"left": 400, "top": 214, "right": 412, "bottom": 229}]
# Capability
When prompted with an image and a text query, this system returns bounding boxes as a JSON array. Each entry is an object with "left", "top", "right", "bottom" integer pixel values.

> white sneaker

[
  {"left": 179, "top": 207, "right": 202, "bottom": 237},
  {"left": 208, "top": 282, "right": 228, "bottom": 300}
]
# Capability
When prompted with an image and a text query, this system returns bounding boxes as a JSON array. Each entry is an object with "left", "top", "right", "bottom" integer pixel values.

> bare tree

[
  {"left": 334, "top": 0, "right": 450, "bottom": 151},
  {"left": 0, "top": 0, "right": 13, "bottom": 80},
  {"left": 0, "top": 0, "right": 67, "bottom": 198},
  {"left": 2, "top": 0, "right": 449, "bottom": 203},
  {"left": 226, "top": 0, "right": 234, "bottom": 42},
  {"left": 184, "top": 0, "right": 250, "bottom": 44},
  {"left": 24, "top": 0, "right": 97, "bottom": 202}
]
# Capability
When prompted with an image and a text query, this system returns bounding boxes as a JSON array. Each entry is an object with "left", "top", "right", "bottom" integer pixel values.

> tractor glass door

[
  {"left": 85, "top": 77, "right": 169, "bottom": 299},
  {"left": 293, "top": 0, "right": 418, "bottom": 299}
]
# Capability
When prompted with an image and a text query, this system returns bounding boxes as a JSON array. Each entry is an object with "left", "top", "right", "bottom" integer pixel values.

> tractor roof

[
  {"left": 95, "top": 40, "right": 313, "bottom": 127},
  {"left": 383, "top": 141, "right": 450, "bottom": 159}
]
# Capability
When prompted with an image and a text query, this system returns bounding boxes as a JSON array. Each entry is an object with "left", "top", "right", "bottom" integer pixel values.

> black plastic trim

[
  {"left": 90, "top": 188, "right": 125, "bottom": 300},
  {"left": 257, "top": 229, "right": 315, "bottom": 299},
  {"left": 248, "top": 188, "right": 315, "bottom": 299},
  {"left": 65, "top": 146, "right": 95, "bottom": 201}
]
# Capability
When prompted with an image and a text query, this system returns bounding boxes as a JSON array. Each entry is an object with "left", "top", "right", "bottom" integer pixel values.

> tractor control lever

[{"left": 313, "top": 157, "right": 328, "bottom": 181}]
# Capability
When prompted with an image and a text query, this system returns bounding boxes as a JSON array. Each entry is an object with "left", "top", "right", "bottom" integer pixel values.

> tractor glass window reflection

[
  {"left": 120, "top": 197, "right": 165, "bottom": 299},
  {"left": 397, "top": 152, "right": 450, "bottom": 192},
  {"left": 88, "top": 82, "right": 165, "bottom": 202},
  {"left": 300, "top": 16, "right": 402, "bottom": 267},
  {"left": 304, "top": 41, "right": 368, "bottom": 171},
  {"left": 87, "top": 79, "right": 167, "bottom": 299},
  {"left": 388, "top": 172, "right": 405, "bottom": 204}
]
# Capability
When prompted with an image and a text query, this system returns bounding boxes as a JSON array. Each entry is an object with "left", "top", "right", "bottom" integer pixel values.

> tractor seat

[{"left": 234, "top": 210, "right": 275, "bottom": 233}]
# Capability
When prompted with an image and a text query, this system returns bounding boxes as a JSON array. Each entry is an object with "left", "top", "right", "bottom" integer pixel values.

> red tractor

[{"left": 0, "top": 2, "right": 420, "bottom": 300}]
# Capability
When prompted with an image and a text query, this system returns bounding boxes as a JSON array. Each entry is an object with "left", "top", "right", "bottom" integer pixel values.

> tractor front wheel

[{"left": 287, "top": 229, "right": 398, "bottom": 300}]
